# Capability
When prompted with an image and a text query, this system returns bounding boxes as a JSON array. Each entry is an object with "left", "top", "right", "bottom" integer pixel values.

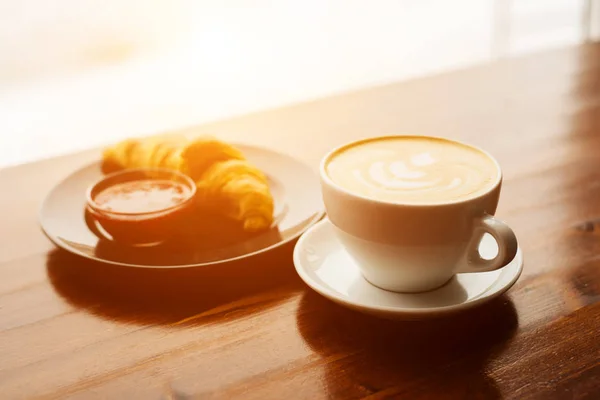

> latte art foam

[{"left": 326, "top": 137, "right": 499, "bottom": 204}]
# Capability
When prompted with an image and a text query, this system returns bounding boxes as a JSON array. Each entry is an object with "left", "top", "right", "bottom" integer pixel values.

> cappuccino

[{"left": 325, "top": 136, "right": 499, "bottom": 204}]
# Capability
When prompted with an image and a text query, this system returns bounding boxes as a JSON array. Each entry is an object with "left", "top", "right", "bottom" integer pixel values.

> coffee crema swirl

[{"left": 326, "top": 137, "right": 499, "bottom": 204}]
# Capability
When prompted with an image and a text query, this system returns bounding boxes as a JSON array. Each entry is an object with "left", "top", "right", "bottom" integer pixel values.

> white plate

[
  {"left": 40, "top": 144, "right": 324, "bottom": 268},
  {"left": 294, "top": 218, "right": 523, "bottom": 320}
]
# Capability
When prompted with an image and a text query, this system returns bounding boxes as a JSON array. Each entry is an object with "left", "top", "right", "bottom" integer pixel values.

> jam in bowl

[{"left": 86, "top": 168, "right": 196, "bottom": 246}]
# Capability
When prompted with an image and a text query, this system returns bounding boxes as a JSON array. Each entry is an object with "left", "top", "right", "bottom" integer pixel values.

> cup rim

[
  {"left": 86, "top": 167, "right": 197, "bottom": 217},
  {"left": 319, "top": 135, "right": 503, "bottom": 207}
]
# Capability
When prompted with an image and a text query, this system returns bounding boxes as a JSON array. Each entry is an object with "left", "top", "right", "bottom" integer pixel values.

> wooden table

[{"left": 2, "top": 43, "right": 600, "bottom": 399}]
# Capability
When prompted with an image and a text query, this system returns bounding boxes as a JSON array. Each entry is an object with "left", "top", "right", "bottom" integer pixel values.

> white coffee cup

[{"left": 320, "top": 135, "right": 518, "bottom": 293}]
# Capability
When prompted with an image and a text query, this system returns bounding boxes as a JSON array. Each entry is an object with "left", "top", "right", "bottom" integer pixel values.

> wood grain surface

[{"left": 2, "top": 43, "right": 600, "bottom": 399}]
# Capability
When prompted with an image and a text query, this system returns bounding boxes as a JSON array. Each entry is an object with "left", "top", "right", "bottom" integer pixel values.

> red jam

[{"left": 93, "top": 179, "right": 191, "bottom": 214}]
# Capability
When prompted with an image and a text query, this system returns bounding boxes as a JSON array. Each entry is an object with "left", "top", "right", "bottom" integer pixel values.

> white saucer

[{"left": 293, "top": 218, "right": 523, "bottom": 320}]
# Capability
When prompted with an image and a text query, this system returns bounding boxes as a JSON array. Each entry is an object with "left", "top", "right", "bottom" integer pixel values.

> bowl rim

[{"left": 85, "top": 167, "right": 197, "bottom": 218}]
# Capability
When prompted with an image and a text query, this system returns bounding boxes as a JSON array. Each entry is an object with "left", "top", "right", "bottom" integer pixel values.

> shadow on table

[
  {"left": 46, "top": 240, "right": 303, "bottom": 327},
  {"left": 296, "top": 291, "right": 518, "bottom": 399}
]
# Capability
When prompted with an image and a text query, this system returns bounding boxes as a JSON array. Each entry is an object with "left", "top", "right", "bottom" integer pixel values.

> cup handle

[{"left": 458, "top": 214, "right": 518, "bottom": 273}]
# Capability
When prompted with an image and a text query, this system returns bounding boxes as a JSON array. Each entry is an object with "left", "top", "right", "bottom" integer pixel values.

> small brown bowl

[{"left": 85, "top": 168, "right": 196, "bottom": 246}]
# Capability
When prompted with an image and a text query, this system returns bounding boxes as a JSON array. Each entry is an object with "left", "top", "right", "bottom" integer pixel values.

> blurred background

[{"left": 1, "top": 0, "right": 599, "bottom": 168}]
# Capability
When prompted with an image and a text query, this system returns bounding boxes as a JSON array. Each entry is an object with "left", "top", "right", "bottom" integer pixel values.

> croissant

[
  {"left": 101, "top": 134, "right": 275, "bottom": 232},
  {"left": 195, "top": 159, "right": 274, "bottom": 232},
  {"left": 101, "top": 135, "right": 187, "bottom": 173}
]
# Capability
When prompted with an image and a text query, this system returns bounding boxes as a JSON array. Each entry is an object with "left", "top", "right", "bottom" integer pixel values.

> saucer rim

[{"left": 293, "top": 218, "right": 523, "bottom": 316}]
